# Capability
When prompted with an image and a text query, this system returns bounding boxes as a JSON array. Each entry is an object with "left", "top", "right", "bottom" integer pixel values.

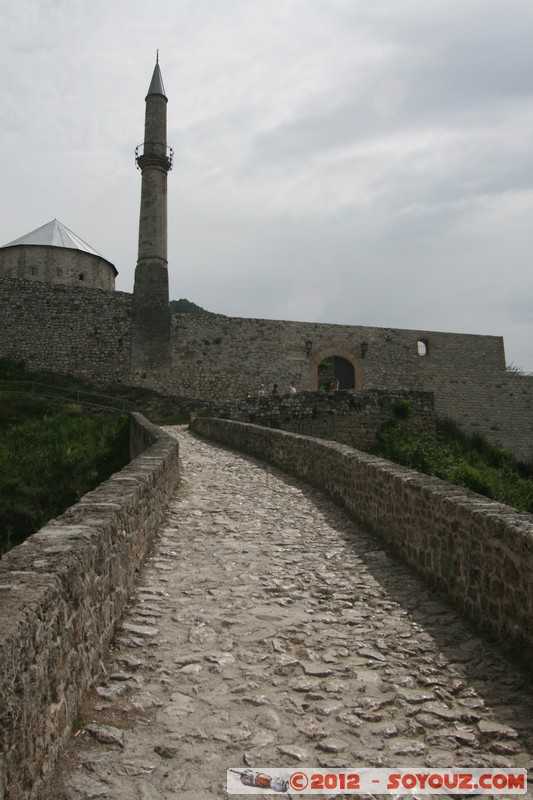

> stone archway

[{"left": 310, "top": 347, "right": 363, "bottom": 391}]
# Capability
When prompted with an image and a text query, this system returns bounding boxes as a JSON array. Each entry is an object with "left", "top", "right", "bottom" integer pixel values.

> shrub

[
  {"left": 451, "top": 462, "right": 494, "bottom": 498},
  {"left": 376, "top": 422, "right": 456, "bottom": 478},
  {"left": 392, "top": 396, "right": 413, "bottom": 419},
  {"left": 374, "top": 419, "right": 533, "bottom": 513}
]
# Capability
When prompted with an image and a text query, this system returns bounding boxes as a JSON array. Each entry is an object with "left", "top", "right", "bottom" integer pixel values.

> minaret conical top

[{"left": 147, "top": 53, "right": 166, "bottom": 99}]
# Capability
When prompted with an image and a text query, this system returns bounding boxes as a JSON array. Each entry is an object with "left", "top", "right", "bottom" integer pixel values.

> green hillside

[
  {"left": 0, "top": 360, "right": 129, "bottom": 554},
  {"left": 170, "top": 298, "right": 215, "bottom": 315}
]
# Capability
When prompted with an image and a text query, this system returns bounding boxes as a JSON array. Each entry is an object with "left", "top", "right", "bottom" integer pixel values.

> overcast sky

[{"left": 1, "top": 0, "right": 532, "bottom": 371}]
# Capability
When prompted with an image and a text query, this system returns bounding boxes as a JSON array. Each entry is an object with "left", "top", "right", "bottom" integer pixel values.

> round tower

[
  {"left": 131, "top": 55, "right": 173, "bottom": 378},
  {"left": 0, "top": 219, "right": 117, "bottom": 290}
]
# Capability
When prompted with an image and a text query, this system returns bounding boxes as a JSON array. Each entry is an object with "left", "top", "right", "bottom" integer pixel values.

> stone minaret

[{"left": 131, "top": 55, "right": 173, "bottom": 378}]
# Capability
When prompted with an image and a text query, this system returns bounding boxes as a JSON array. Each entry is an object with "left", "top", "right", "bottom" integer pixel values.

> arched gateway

[{"left": 310, "top": 348, "right": 363, "bottom": 391}]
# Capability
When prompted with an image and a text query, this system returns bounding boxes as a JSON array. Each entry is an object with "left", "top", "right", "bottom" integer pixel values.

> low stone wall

[
  {"left": 191, "top": 417, "right": 533, "bottom": 668},
  {"left": 211, "top": 389, "right": 436, "bottom": 452},
  {"left": 0, "top": 414, "right": 180, "bottom": 800}
]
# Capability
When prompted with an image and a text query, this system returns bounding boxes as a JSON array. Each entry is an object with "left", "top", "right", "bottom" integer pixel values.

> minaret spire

[
  {"left": 131, "top": 56, "right": 173, "bottom": 377},
  {"left": 147, "top": 56, "right": 166, "bottom": 99}
]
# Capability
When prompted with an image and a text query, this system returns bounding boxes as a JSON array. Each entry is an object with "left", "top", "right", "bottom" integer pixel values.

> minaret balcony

[{"left": 135, "top": 143, "right": 174, "bottom": 171}]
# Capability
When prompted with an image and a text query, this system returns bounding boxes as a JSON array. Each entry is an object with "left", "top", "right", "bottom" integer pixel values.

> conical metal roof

[
  {"left": 3, "top": 219, "right": 103, "bottom": 257},
  {"left": 147, "top": 59, "right": 167, "bottom": 99}
]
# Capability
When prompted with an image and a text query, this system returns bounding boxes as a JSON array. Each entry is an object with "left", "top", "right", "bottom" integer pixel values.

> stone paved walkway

[{"left": 49, "top": 427, "right": 533, "bottom": 799}]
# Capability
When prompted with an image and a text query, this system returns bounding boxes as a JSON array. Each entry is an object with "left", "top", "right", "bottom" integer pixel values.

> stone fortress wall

[
  {"left": 1, "top": 274, "right": 532, "bottom": 462},
  {"left": 0, "top": 414, "right": 180, "bottom": 800},
  {"left": 0, "top": 277, "right": 132, "bottom": 385},
  {"left": 172, "top": 312, "right": 533, "bottom": 462}
]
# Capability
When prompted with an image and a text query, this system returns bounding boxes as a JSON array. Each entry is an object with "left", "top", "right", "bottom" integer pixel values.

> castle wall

[
  {"left": 0, "top": 276, "right": 531, "bottom": 461},
  {"left": 429, "top": 371, "right": 533, "bottom": 463},
  {"left": 170, "top": 313, "right": 506, "bottom": 400},
  {"left": 0, "top": 277, "right": 132, "bottom": 384},
  {"left": 170, "top": 313, "right": 533, "bottom": 461},
  {"left": 0, "top": 245, "right": 116, "bottom": 290},
  {"left": 191, "top": 417, "right": 533, "bottom": 668}
]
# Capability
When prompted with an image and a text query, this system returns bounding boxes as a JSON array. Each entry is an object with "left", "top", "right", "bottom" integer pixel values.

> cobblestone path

[{"left": 50, "top": 427, "right": 533, "bottom": 799}]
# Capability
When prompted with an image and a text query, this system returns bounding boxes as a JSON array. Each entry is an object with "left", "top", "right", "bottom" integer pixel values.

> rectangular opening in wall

[{"left": 417, "top": 339, "right": 429, "bottom": 356}]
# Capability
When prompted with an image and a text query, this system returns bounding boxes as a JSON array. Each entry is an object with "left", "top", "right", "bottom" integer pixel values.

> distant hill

[{"left": 170, "top": 298, "right": 215, "bottom": 315}]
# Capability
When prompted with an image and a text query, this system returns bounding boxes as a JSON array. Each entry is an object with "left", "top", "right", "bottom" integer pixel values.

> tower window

[
  {"left": 79, "top": 273, "right": 85, "bottom": 281},
  {"left": 417, "top": 339, "right": 429, "bottom": 356}
]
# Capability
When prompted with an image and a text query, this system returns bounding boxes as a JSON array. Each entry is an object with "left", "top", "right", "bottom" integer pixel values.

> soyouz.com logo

[{"left": 227, "top": 767, "right": 527, "bottom": 794}]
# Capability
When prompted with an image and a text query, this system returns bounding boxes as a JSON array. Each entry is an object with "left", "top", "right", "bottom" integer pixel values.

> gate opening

[{"left": 318, "top": 356, "right": 355, "bottom": 390}]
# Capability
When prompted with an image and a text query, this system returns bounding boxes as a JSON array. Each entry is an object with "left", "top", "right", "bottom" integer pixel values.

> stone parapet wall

[
  {"left": 0, "top": 414, "right": 180, "bottom": 800},
  {"left": 211, "top": 389, "right": 436, "bottom": 452},
  {"left": 191, "top": 417, "right": 533, "bottom": 668}
]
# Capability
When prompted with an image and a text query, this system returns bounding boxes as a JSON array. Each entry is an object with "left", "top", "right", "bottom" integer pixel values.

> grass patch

[{"left": 373, "top": 418, "right": 533, "bottom": 513}]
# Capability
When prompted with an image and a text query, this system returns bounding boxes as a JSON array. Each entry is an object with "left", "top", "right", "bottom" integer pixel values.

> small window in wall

[
  {"left": 79, "top": 273, "right": 85, "bottom": 281},
  {"left": 31, "top": 267, "right": 37, "bottom": 276},
  {"left": 57, "top": 268, "right": 63, "bottom": 277},
  {"left": 417, "top": 339, "right": 429, "bottom": 356}
]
